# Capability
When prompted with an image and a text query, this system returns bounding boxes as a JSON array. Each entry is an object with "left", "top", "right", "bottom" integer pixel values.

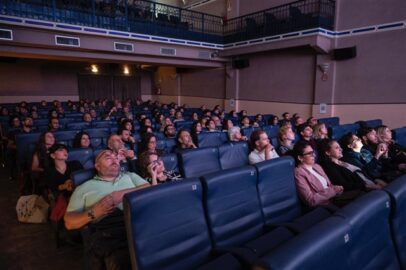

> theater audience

[
  {"left": 222, "top": 119, "right": 234, "bottom": 131},
  {"left": 73, "top": 131, "right": 92, "bottom": 149},
  {"left": 313, "top": 123, "right": 329, "bottom": 140},
  {"left": 83, "top": 113, "right": 92, "bottom": 123},
  {"left": 340, "top": 133, "right": 387, "bottom": 181},
  {"left": 175, "top": 129, "right": 197, "bottom": 150},
  {"left": 277, "top": 125, "right": 296, "bottom": 156},
  {"left": 297, "top": 123, "right": 318, "bottom": 151},
  {"left": 249, "top": 130, "right": 279, "bottom": 164},
  {"left": 240, "top": 116, "right": 251, "bottom": 128},
  {"left": 228, "top": 126, "right": 248, "bottom": 142},
  {"left": 21, "top": 116, "right": 34, "bottom": 133},
  {"left": 319, "top": 139, "right": 383, "bottom": 191},
  {"left": 120, "top": 118, "right": 134, "bottom": 132},
  {"left": 205, "top": 119, "right": 217, "bottom": 132},
  {"left": 64, "top": 150, "right": 153, "bottom": 269},
  {"left": 376, "top": 125, "right": 406, "bottom": 165},
  {"left": 293, "top": 141, "right": 353, "bottom": 208},
  {"left": 118, "top": 128, "right": 136, "bottom": 150},
  {"left": 138, "top": 151, "right": 182, "bottom": 184},
  {"left": 45, "top": 144, "right": 83, "bottom": 198},
  {"left": 48, "top": 117, "right": 60, "bottom": 132},
  {"left": 164, "top": 124, "right": 176, "bottom": 138},
  {"left": 32, "top": 131, "right": 56, "bottom": 173},
  {"left": 138, "top": 133, "right": 160, "bottom": 155}
]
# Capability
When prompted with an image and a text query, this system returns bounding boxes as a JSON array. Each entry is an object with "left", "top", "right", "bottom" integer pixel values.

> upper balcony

[{"left": 0, "top": 0, "right": 335, "bottom": 47}]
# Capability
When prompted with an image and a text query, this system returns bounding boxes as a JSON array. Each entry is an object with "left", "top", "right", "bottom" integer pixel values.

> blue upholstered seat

[
  {"left": 318, "top": 117, "right": 340, "bottom": 127},
  {"left": 54, "top": 130, "right": 79, "bottom": 147},
  {"left": 160, "top": 153, "right": 179, "bottom": 173},
  {"left": 71, "top": 168, "right": 96, "bottom": 186},
  {"left": 178, "top": 147, "right": 221, "bottom": 178},
  {"left": 66, "top": 122, "right": 91, "bottom": 130},
  {"left": 218, "top": 141, "right": 249, "bottom": 170},
  {"left": 123, "top": 179, "right": 242, "bottom": 270},
  {"left": 383, "top": 175, "right": 406, "bottom": 269},
  {"left": 392, "top": 127, "right": 406, "bottom": 148},
  {"left": 83, "top": 128, "right": 110, "bottom": 149},
  {"left": 255, "top": 157, "right": 331, "bottom": 233},
  {"left": 197, "top": 132, "right": 228, "bottom": 148},
  {"left": 67, "top": 148, "right": 94, "bottom": 169},
  {"left": 329, "top": 123, "right": 360, "bottom": 140}
]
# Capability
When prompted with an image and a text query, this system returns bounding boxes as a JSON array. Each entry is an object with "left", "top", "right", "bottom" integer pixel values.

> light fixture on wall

[
  {"left": 318, "top": 63, "right": 330, "bottom": 81},
  {"left": 90, "top": 64, "right": 98, "bottom": 73},
  {"left": 123, "top": 65, "right": 130, "bottom": 75}
]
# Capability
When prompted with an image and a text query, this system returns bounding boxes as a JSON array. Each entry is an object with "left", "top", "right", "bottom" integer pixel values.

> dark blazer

[{"left": 320, "top": 159, "right": 366, "bottom": 191}]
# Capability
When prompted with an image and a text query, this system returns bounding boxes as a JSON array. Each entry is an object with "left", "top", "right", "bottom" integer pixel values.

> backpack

[{"left": 16, "top": 195, "right": 49, "bottom": 223}]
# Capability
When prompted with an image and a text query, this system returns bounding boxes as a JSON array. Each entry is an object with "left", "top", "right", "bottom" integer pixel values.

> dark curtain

[{"left": 78, "top": 74, "right": 141, "bottom": 100}]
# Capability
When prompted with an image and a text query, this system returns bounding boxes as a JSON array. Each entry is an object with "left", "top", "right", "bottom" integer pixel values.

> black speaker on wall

[
  {"left": 232, "top": 59, "right": 250, "bottom": 69},
  {"left": 332, "top": 46, "right": 357, "bottom": 60}
]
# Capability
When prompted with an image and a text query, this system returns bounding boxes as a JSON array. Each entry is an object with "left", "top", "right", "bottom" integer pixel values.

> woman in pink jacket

[{"left": 293, "top": 141, "right": 344, "bottom": 207}]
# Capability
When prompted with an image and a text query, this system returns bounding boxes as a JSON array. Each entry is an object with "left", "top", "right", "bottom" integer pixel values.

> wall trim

[{"left": 0, "top": 95, "right": 79, "bottom": 103}]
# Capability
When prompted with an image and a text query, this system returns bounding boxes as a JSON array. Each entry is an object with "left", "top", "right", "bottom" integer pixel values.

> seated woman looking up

[
  {"left": 248, "top": 130, "right": 279, "bottom": 164},
  {"left": 376, "top": 125, "right": 406, "bottom": 166},
  {"left": 138, "top": 151, "right": 182, "bottom": 184},
  {"left": 73, "top": 131, "right": 92, "bottom": 149},
  {"left": 293, "top": 141, "right": 345, "bottom": 207},
  {"left": 319, "top": 139, "right": 383, "bottom": 191},
  {"left": 277, "top": 125, "right": 296, "bottom": 156},
  {"left": 228, "top": 126, "right": 248, "bottom": 142},
  {"left": 45, "top": 144, "right": 83, "bottom": 199}
]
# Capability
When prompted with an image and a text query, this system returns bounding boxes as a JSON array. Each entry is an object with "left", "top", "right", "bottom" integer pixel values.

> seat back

[
  {"left": 255, "top": 157, "right": 302, "bottom": 225},
  {"left": 197, "top": 132, "right": 227, "bottom": 148},
  {"left": 160, "top": 153, "right": 179, "bottom": 173},
  {"left": 318, "top": 117, "right": 339, "bottom": 127},
  {"left": 91, "top": 120, "right": 114, "bottom": 128},
  {"left": 54, "top": 130, "right": 79, "bottom": 147},
  {"left": 263, "top": 125, "right": 279, "bottom": 139},
  {"left": 66, "top": 122, "right": 91, "bottom": 130},
  {"left": 329, "top": 123, "right": 360, "bottom": 140},
  {"left": 218, "top": 141, "right": 249, "bottom": 170},
  {"left": 15, "top": 132, "right": 41, "bottom": 170},
  {"left": 71, "top": 168, "right": 96, "bottom": 186},
  {"left": 178, "top": 147, "right": 221, "bottom": 178},
  {"left": 359, "top": 119, "right": 383, "bottom": 128},
  {"left": 392, "top": 127, "right": 406, "bottom": 148},
  {"left": 123, "top": 179, "right": 213, "bottom": 270},
  {"left": 67, "top": 148, "right": 94, "bottom": 169},
  {"left": 334, "top": 191, "right": 400, "bottom": 270},
  {"left": 383, "top": 175, "right": 406, "bottom": 269},
  {"left": 201, "top": 166, "right": 264, "bottom": 249},
  {"left": 83, "top": 128, "right": 110, "bottom": 149},
  {"left": 254, "top": 217, "right": 351, "bottom": 270}
]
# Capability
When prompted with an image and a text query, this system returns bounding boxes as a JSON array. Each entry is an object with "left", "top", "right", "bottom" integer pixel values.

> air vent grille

[
  {"left": 55, "top": 35, "right": 80, "bottom": 47},
  {"left": 114, "top": 42, "right": 133, "bottom": 52},
  {"left": 0, "top": 29, "right": 12, "bottom": 40},
  {"left": 160, "top": 47, "right": 176, "bottom": 56},
  {"left": 198, "top": 51, "right": 211, "bottom": 59}
]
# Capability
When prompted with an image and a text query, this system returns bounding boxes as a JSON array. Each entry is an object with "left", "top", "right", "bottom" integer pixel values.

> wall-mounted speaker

[
  {"left": 232, "top": 59, "right": 250, "bottom": 69},
  {"left": 332, "top": 46, "right": 357, "bottom": 60}
]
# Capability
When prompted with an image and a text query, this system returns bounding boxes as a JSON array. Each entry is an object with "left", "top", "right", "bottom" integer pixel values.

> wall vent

[
  {"left": 198, "top": 51, "right": 211, "bottom": 59},
  {"left": 160, "top": 47, "right": 176, "bottom": 56},
  {"left": 55, "top": 35, "right": 80, "bottom": 47},
  {"left": 0, "top": 29, "right": 12, "bottom": 40},
  {"left": 114, "top": 42, "right": 134, "bottom": 52}
]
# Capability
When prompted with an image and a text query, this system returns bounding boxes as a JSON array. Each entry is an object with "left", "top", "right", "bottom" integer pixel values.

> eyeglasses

[
  {"left": 150, "top": 158, "right": 162, "bottom": 166},
  {"left": 301, "top": 151, "right": 315, "bottom": 156}
]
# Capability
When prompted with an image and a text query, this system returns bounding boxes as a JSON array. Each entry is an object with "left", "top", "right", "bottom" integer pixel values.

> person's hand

[
  {"left": 242, "top": 136, "right": 248, "bottom": 141},
  {"left": 124, "top": 149, "right": 135, "bottom": 159},
  {"left": 65, "top": 179, "right": 74, "bottom": 191},
  {"left": 129, "top": 136, "right": 136, "bottom": 143},
  {"left": 375, "top": 143, "right": 387, "bottom": 159},
  {"left": 91, "top": 195, "right": 115, "bottom": 219},
  {"left": 333, "top": 185, "right": 344, "bottom": 194},
  {"left": 147, "top": 162, "right": 158, "bottom": 185},
  {"left": 265, "top": 143, "right": 274, "bottom": 152}
]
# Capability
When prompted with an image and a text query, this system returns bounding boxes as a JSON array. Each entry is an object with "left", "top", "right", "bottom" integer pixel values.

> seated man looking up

[
  {"left": 64, "top": 150, "right": 153, "bottom": 269},
  {"left": 249, "top": 130, "right": 279, "bottom": 164},
  {"left": 228, "top": 126, "right": 248, "bottom": 142},
  {"left": 108, "top": 134, "right": 137, "bottom": 172}
]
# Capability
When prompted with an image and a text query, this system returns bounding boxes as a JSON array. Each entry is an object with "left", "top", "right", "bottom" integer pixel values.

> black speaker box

[
  {"left": 332, "top": 46, "right": 357, "bottom": 60},
  {"left": 232, "top": 59, "right": 250, "bottom": 69}
]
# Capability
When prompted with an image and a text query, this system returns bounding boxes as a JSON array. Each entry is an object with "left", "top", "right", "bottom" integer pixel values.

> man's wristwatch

[{"left": 87, "top": 209, "right": 96, "bottom": 220}]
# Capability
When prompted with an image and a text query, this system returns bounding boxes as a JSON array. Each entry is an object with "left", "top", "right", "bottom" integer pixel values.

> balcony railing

[{"left": 0, "top": 0, "right": 335, "bottom": 45}]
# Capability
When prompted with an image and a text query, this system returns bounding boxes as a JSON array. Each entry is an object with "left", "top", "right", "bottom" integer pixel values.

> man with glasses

[{"left": 64, "top": 150, "right": 154, "bottom": 270}]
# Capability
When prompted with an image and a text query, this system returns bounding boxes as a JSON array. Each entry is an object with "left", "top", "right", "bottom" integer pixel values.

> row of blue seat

[
  {"left": 123, "top": 157, "right": 335, "bottom": 270},
  {"left": 123, "top": 157, "right": 406, "bottom": 270}
]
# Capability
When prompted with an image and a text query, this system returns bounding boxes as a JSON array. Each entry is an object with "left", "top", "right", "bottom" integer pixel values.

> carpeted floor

[{"left": 0, "top": 166, "right": 84, "bottom": 270}]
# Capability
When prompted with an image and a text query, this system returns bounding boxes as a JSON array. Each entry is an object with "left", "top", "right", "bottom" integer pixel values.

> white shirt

[
  {"left": 249, "top": 148, "right": 279, "bottom": 164},
  {"left": 307, "top": 167, "right": 329, "bottom": 189}
]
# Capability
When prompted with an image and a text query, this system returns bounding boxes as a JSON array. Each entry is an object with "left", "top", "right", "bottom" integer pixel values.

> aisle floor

[{"left": 0, "top": 166, "right": 84, "bottom": 270}]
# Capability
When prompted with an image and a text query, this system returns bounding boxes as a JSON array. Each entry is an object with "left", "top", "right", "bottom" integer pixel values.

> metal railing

[
  {"left": 0, "top": 0, "right": 335, "bottom": 44},
  {"left": 224, "top": 0, "right": 335, "bottom": 43}
]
